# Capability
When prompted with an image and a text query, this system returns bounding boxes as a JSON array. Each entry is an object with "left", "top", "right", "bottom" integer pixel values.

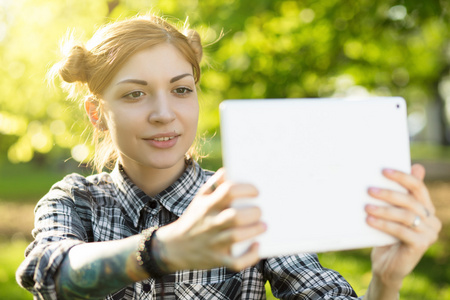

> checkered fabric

[{"left": 16, "top": 161, "right": 361, "bottom": 299}]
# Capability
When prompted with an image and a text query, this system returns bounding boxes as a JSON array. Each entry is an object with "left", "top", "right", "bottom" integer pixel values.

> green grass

[
  {"left": 0, "top": 161, "right": 90, "bottom": 202},
  {"left": 0, "top": 238, "right": 33, "bottom": 300}
]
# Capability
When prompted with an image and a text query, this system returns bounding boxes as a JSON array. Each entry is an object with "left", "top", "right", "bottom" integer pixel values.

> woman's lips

[{"left": 144, "top": 133, "right": 180, "bottom": 149}]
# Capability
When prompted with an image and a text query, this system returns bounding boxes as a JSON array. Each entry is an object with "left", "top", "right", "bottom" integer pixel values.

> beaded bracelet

[{"left": 136, "top": 227, "right": 168, "bottom": 278}]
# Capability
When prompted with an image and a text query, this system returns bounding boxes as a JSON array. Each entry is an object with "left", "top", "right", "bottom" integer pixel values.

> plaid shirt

[{"left": 16, "top": 161, "right": 360, "bottom": 300}]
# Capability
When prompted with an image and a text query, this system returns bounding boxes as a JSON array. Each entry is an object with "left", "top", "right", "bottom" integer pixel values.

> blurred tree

[{"left": 0, "top": 0, "right": 449, "bottom": 168}]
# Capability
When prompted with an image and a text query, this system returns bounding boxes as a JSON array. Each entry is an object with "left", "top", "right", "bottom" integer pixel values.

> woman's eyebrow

[
  {"left": 115, "top": 74, "right": 193, "bottom": 86},
  {"left": 116, "top": 79, "right": 148, "bottom": 86},
  {"left": 170, "top": 73, "right": 193, "bottom": 83}
]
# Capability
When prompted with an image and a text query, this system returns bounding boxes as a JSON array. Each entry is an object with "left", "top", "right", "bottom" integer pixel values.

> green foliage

[
  {"left": 411, "top": 142, "right": 450, "bottom": 162},
  {"left": 0, "top": 0, "right": 449, "bottom": 166}
]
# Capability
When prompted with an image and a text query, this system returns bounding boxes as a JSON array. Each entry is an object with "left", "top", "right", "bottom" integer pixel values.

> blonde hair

[{"left": 49, "top": 14, "right": 203, "bottom": 172}]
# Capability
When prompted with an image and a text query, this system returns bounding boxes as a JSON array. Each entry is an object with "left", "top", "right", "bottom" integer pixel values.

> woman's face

[{"left": 100, "top": 43, "right": 199, "bottom": 173}]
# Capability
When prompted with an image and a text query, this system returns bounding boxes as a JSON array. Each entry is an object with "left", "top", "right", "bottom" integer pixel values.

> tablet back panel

[{"left": 219, "top": 97, "right": 411, "bottom": 258}]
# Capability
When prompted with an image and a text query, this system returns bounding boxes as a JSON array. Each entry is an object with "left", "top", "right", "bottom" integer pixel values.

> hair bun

[
  {"left": 58, "top": 44, "right": 89, "bottom": 83},
  {"left": 185, "top": 29, "right": 203, "bottom": 63}
]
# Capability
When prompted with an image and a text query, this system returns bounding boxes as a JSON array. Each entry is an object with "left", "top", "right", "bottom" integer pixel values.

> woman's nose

[{"left": 148, "top": 92, "right": 176, "bottom": 124}]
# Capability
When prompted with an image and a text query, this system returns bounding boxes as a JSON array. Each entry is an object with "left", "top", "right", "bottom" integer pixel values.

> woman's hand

[
  {"left": 154, "top": 169, "right": 266, "bottom": 272},
  {"left": 364, "top": 164, "right": 442, "bottom": 296}
]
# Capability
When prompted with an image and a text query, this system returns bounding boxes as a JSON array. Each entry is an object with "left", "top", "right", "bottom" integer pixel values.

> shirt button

[
  {"left": 148, "top": 201, "right": 158, "bottom": 209},
  {"left": 143, "top": 283, "right": 151, "bottom": 293}
]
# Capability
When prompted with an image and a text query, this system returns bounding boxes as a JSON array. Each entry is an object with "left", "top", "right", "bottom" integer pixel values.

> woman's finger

[
  {"left": 368, "top": 188, "right": 430, "bottom": 220},
  {"left": 211, "top": 221, "right": 267, "bottom": 246},
  {"left": 411, "top": 163, "right": 426, "bottom": 181},
  {"left": 213, "top": 206, "right": 262, "bottom": 229},
  {"left": 223, "top": 242, "right": 261, "bottom": 271},
  {"left": 209, "top": 182, "right": 259, "bottom": 210},
  {"left": 367, "top": 214, "right": 440, "bottom": 249},
  {"left": 381, "top": 168, "right": 434, "bottom": 213},
  {"left": 367, "top": 206, "right": 442, "bottom": 235},
  {"left": 367, "top": 215, "right": 424, "bottom": 246},
  {"left": 366, "top": 204, "right": 428, "bottom": 232},
  {"left": 200, "top": 168, "right": 226, "bottom": 195}
]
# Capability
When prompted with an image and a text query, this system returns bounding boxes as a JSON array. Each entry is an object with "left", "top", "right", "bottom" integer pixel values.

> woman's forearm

[
  {"left": 55, "top": 235, "right": 149, "bottom": 299},
  {"left": 363, "top": 275, "right": 401, "bottom": 300}
]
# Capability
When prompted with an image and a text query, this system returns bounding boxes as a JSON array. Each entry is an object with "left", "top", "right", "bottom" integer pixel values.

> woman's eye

[
  {"left": 173, "top": 87, "right": 193, "bottom": 96},
  {"left": 125, "top": 91, "right": 145, "bottom": 100}
]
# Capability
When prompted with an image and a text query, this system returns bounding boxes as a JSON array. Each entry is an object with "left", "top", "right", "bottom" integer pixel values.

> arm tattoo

[{"left": 56, "top": 235, "right": 148, "bottom": 299}]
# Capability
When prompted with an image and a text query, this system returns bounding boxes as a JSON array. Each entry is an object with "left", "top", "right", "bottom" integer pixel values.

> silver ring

[
  {"left": 210, "top": 181, "right": 218, "bottom": 192},
  {"left": 411, "top": 215, "right": 421, "bottom": 228}
]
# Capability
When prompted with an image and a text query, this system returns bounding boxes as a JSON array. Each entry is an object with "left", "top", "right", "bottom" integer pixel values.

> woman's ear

[{"left": 84, "top": 97, "right": 108, "bottom": 131}]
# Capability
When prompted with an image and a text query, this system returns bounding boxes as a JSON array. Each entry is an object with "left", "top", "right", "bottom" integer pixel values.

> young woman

[{"left": 16, "top": 14, "right": 441, "bottom": 300}]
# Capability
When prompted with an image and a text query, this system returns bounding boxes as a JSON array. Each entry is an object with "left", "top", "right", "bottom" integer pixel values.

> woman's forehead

[{"left": 112, "top": 44, "right": 194, "bottom": 84}]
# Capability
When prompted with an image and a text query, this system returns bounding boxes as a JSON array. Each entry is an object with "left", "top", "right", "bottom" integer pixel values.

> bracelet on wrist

[{"left": 136, "top": 226, "right": 169, "bottom": 278}]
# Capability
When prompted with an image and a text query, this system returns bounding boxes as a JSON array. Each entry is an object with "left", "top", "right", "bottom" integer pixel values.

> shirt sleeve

[
  {"left": 15, "top": 176, "right": 89, "bottom": 300},
  {"left": 264, "top": 253, "right": 363, "bottom": 299}
]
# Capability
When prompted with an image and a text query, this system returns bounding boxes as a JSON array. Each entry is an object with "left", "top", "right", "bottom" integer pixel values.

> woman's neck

[{"left": 120, "top": 159, "right": 187, "bottom": 197}]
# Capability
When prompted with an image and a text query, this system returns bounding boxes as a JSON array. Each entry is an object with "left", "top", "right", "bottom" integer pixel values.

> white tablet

[{"left": 219, "top": 97, "right": 411, "bottom": 258}]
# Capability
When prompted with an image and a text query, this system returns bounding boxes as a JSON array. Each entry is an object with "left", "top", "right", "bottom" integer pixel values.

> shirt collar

[
  {"left": 110, "top": 161, "right": 208, "bottom": 227},
  {"left": 154, "top": 161, "right": 207, "bottom": 217},
  {"left": 110, "top": 164, "right": 150, "bottom": 228}
]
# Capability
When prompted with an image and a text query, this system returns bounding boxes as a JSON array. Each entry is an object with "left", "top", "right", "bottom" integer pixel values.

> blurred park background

[{"left": 0, "top": 0, "right": 450, "bottom": 299}]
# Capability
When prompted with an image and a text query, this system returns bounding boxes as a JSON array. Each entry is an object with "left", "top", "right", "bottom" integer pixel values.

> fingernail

[
  {"left": 366, "top": 204, "right": 377, "bottom": 212},
  {"left": 262, "top": 222, "right": 268, "bottom": 231},
  {"left": 368, "top": 187, "right": 381, "bottom": 194},
  {"left": 367, "top": 215, "right": 377, "bottom": 224},
  {"left": 383, "top": 168, "right": 395, "bottom": 175}
]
